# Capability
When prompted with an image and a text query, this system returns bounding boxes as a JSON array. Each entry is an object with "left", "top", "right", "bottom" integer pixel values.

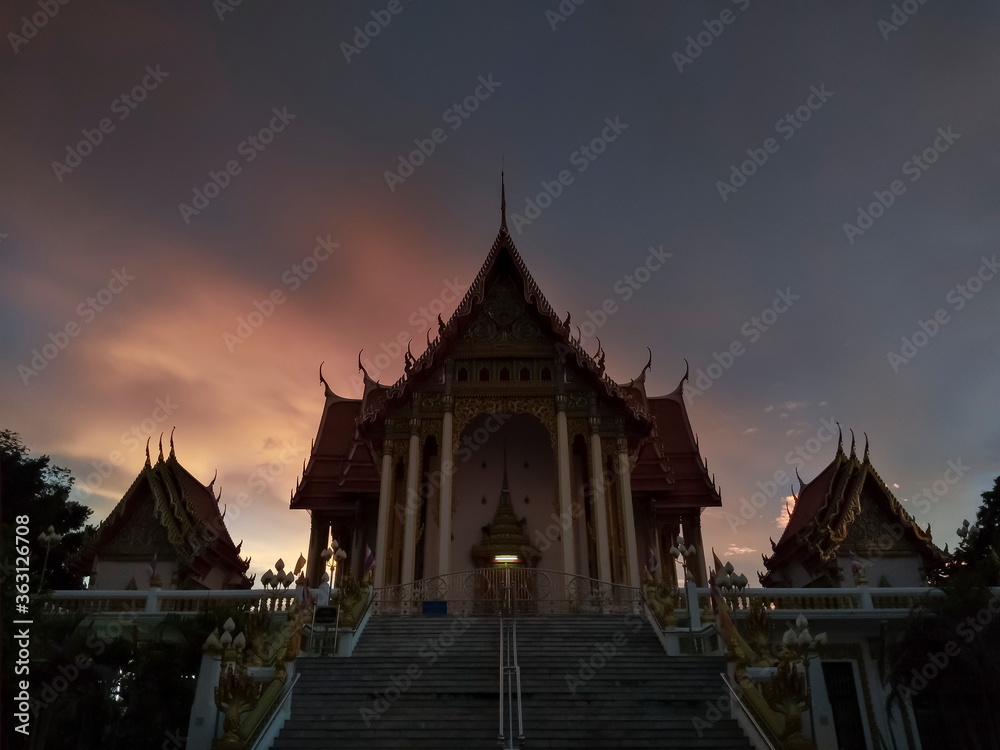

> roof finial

[
  {"left": 158, "top": 433, "right": 164, "bottom": 462},
  {"left": 849, "top": 429, "right": 856, "bottom": 459},
  {"left": 144, "top": 437, "right": 151, "bottom": 467},
  {"left": 319, "top": 361, "right": 333, "bottom": 398},
  {"left": 500, "top": 162, "right": 507, "bottom": 231},
  {"left": 863, "top": 432, "right": 869, "bottom": 463},
  {"left": 169, "top": 427, "right": 175, "bottom": 458},
  {"left": 836, "top": 422, "right": 843, "bottom": 453}
]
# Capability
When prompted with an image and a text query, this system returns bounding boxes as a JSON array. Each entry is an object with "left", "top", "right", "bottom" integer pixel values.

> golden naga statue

[{"left": 210, "top": 602, "right": 308, "bottom": 750}]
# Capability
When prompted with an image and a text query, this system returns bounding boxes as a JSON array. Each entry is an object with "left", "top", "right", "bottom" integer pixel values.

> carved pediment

[
  {"left": 456, "top": 275, "right": 549, "bottom": 351},
  {"left": 101, "top": 497, "right": 173, "bottom": 557}
]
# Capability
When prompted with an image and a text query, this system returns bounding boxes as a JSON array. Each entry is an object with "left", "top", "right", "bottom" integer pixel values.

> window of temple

[
  {"left": 457, "top": 368, "right": 468, "bottom": 382},
  {"left": 519, "top": 367, "right": 530, "bottom": 381},
  {"left": 479, "top": 367, "right": 490, "bottom": 382},
  {"left": 541, "top": 367, "right": 552, "bottom": 381},
  {"left": 499, "top": 367, "right": 510, "bottom": 381}
]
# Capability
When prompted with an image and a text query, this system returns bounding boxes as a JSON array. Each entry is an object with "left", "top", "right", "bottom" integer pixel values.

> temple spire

[
  {"left": 500, "top": 167, "right": 507, "bottom": 232},
  {"left": 502, "top": 440, "right": 509, "bottom": 491}
]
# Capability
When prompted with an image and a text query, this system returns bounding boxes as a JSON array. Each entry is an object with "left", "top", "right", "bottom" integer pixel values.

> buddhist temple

[
  {"left": 291, "top": 178, "right": 722, "bottom": 589},
  {"left": 762, "top": 429, "right": 947, "bottom": 588},
  {"left": 75, "top": 433, "right": 253, "bottom": 590}
]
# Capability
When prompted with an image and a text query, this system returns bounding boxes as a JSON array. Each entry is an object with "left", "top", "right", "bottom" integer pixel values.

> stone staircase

[{"left": 270, "top": 614, "right": 753, "bottom": 749}]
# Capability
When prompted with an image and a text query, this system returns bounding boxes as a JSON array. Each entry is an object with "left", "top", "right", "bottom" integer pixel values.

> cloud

[
  {"left": 742, "top": 427, "right": 759, "bottom": 435},
  {"left": 727, "top": 544, "right": 756, "bottom": 555},
  {"left": 775, "top": 495, "right": 797, "bottom": 531}
]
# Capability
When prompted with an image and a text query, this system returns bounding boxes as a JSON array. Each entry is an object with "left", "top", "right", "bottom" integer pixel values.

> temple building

[
  {"left": 75, "top": 435, "right": 253, "bottom": 590},
  {"left": 291, "top": 182, "right": 722, "bottom": 589},
  {"left": 762, "top": 431, "right": 947, "bottom": 588}
]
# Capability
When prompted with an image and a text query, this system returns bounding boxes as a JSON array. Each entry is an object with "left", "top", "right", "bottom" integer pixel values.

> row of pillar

[{"left": 357, "top": 396, "right": 697, "bottom": 590}]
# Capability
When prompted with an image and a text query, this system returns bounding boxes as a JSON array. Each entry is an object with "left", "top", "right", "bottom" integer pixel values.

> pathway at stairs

[{"left": 271, "top": 614, "right": 753, "bottom": 749}]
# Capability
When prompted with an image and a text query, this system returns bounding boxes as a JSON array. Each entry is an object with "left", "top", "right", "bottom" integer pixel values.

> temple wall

[
  {"left": 836, "top": 553, "right": 928, "bottom": 588},
  {"left": 93, "top": 559, "right": 179, "bottom": 590}
]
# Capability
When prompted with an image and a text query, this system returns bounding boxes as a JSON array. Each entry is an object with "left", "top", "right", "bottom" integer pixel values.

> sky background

[{"left": 2, "top": 1, "right": 998, "bottom": 584}]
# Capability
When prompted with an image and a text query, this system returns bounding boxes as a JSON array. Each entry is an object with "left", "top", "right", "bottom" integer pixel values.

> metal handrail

[
  {"left": 497, "top": 568, "right": 525, "bottom": 749},
  {"left": 247, "top": 672, "right": 300, "bottom": 750},
  {"left": 374, "top": 567, "right": 643, "bottom": 616},
  {"left": 718, "top": 672, "right": 779, "bottom": 750}
]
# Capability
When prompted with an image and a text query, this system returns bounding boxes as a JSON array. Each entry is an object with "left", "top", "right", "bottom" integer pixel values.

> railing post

[
  {"left": 858, "top": 583, "right": 873, "bottom": 610},
  {"left": 685, "top": 581, "right": 701, "bottom": 630},
  {"left": 145, "top": 588, "right": 161, "bottom": 613}
]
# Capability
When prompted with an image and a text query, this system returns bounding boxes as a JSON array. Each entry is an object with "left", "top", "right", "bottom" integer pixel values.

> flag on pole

[
  {"left": 647, "top": 548, "right": 659, "bottom": 573},
  {"left": 364, "top": 545, "right": 375, "bottom": 573},
  {"left": 294, "top": 553, "right": 307, "bottom": 575}
]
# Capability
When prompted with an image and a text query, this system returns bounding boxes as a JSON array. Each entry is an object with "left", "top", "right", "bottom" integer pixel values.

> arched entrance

[{"left": 451, "top": 413, "right": 560, "bottom": 574}]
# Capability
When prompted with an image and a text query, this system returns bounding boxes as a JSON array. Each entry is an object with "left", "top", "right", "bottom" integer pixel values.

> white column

[
  {"left": 556, "top": 399, "right": 576, "bottom": 577},
  {"left": 401, "top": 421, "right": 421, "bottom": 585},
  {"left": 373, "top": 441, "right": 393, "bottom": 589},
  {"left": 437, "top": 399, "right": 454, "bottom": 577},
  {"left": 617, "top": 438, "right": 641, "bottom": 588},
  {"left": 187, "top": 652, "right": 223, "bottom": 750},
  {"left": 590, "top": 421, "right": 612, "bottom": 583}
]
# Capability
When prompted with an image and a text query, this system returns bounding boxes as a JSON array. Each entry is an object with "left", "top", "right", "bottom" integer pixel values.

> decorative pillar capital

[
  {"left": 442, "top": 393, "right": 454, "bottom": 411},
  {"left": 589, "top": 416, "right": 601, "bottom": 434},
  {"left": 616, "top": 436, "right": 629, "bottom": 453},
  {"left": 409, "top": 417, "right": 420, "bottom": 435},
  {"left": 555, "top": 393, "right": 567, "bottom": 412}
]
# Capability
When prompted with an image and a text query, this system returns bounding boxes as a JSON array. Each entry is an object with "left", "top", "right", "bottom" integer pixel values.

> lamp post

[
  {"left": 321, "top": 539, "right": 348, "bottom": 592},
  {"left": 37, "top": 525, "right": 63, "bottom": 593},
  {"left": 668, "top": 536, "right": 698, "bottom": 585}
]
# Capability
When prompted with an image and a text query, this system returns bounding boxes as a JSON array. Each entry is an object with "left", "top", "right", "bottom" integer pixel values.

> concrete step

[{"left": 271, "top": 613, "right": 752, "bottom": 750}]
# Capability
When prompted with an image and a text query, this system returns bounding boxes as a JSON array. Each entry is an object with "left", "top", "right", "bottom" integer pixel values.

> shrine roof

[
  {"left": 76, "top": 435, "right": 253, "bottom": 587},
  {"left": 762, "top": 431, "right": 946, "bottom": 579}
]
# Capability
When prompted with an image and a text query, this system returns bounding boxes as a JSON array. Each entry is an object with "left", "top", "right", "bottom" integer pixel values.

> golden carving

[{"left": 453, "top": 395, "right": 556, "bottom": 450}]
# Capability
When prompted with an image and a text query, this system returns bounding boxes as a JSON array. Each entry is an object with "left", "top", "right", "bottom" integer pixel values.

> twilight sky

[{"left": 2, "top": 1, "right": 998, "bottom": 583}]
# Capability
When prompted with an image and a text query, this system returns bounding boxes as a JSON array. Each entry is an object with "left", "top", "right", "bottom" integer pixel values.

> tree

[
  {"left": 884, "top": 474, "right": 1000, "bottom": 748},
  {"left": 1, "top": 429, "right": 93, "bottom": 591}
]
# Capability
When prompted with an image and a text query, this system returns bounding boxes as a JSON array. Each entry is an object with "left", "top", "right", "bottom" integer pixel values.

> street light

[
  {"left": 37, "top": 526, "right": 63, "bottom": 593},
  {"left": 668, "top": 536, "right": 698, "bottom": 584},
  {"left": 321, "top": 539, "right": 348, "bottom": 591}
]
